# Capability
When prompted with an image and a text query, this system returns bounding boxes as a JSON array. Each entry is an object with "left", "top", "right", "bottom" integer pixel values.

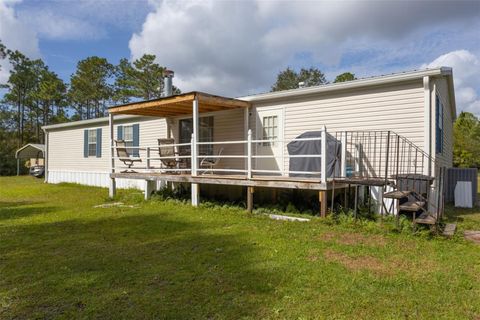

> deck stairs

[{"left": 333, "top": 131, "right": 445, "bottom": 229}]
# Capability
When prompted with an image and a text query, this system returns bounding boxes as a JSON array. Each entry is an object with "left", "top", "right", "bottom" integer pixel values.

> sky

[{"left": 0, "top": 0, "right": 479, "bottom": 115}]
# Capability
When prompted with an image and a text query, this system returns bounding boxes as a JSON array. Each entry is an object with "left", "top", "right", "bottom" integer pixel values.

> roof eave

[{"left": 239, "top": 68, "right": 446, "bottom": 102}]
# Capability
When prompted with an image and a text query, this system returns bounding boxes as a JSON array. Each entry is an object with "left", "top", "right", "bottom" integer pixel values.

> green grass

[{"left": 1, "top": 176, "right": 480, "bottom": 319}]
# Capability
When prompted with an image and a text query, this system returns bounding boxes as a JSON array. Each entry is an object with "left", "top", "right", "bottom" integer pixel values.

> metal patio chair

[
  {"left": 158, "top": 138, "right": 183, "bottom": 172},
  {"left": 200, "top": 147, "right": 224, "bottom": 174},
  {"left": 115, "top": 140, "right": 141, "bottom": 173}
]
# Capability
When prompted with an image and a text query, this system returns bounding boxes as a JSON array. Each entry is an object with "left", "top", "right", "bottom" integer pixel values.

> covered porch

[{"left": 107, "top": 91, "right": 335, "bottom": 216}]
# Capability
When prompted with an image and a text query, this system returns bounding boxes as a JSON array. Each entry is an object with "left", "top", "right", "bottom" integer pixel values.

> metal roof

[{"left": 15, "top": 144, "right": 45, "bottom": 159}]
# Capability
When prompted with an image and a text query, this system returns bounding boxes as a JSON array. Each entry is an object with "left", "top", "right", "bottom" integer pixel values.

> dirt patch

[
  {"left": 464, "top": 231, "right": 480, "bottom": 244},
  {"left": 319, "top": 232, "right": 387, "bottom": 247},
  {"left": 323, "top": 249, "right": 391, "bottom": 275}
]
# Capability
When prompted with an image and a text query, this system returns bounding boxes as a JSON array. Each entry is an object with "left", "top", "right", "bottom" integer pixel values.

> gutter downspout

[{"left": 423, "top": 76, "right": 432, "bottom": 176}]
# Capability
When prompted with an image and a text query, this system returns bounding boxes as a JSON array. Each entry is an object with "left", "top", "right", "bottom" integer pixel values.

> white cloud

[
  {"left": 129, "top": 0, "right": 480, "bottom": 96},
  {"left": 0, "top": 0, "right": 40, "bottom": 83},
  {"left": 422, "top": 50, "right": 480, "bottom": 116}
]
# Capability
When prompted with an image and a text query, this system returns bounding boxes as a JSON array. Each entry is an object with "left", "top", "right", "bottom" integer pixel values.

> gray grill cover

[{"left": 287, "top": 131, "right": 341, "bottom": 178}]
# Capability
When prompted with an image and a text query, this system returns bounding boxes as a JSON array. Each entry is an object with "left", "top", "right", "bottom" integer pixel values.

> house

[{"left": 41, "top": 67, "right": 456, "bottom": 222}]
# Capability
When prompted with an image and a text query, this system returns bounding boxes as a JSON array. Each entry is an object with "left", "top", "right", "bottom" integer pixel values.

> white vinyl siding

[
  {"left": 48, "top": 117, "right": 168, "bottom": 173},
  {"left": 252, "top": 80, "right": 426, "bottom": 173}
]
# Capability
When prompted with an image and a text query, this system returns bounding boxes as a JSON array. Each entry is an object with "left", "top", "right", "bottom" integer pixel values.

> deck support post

[
  {"left": 144, "top": 180, "right": 155, "bottom": 200},
  {"left": 191, "top": 183, "right": 199, "bottom": 206},
  {"left": 354, "top": 185, "right": 358, "bottom": 219},
  {"left": 247, "top": 186, "right": 254, "bottom": 212},
  {"left": 109, "top": 113, "right": 116, "bottom": 198},
  {"left": 319, "top": 190, "right": 327, "bottom": 218}
]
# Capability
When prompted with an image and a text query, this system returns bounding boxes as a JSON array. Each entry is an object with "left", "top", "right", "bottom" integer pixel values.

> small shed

[{"left": 15, "top": 143, "right": 45, "bottom": 175}]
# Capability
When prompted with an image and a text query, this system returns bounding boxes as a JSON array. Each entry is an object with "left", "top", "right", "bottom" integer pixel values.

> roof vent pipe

[{"left": 163, "top": 69, "right": 174, "bottom": 97}]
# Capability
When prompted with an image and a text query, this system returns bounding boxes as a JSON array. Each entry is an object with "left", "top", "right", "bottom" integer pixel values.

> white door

[{"left": 255, "top": 108, "right": 283, "bottom": 175}]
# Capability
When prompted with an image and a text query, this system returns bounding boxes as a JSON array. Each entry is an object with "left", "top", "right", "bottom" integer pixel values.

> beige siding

[
  {"left": 48, "top": 116, "right": 167, "bottom": 172},
  {"left": 432, "top": 78, "right": 454, "bottom": 167},
  {"left": 251, "top": 80, "right": 426, "bottom": 173},
  {"left": 171, "top": 108, "right": 246, "bottom": 171}
]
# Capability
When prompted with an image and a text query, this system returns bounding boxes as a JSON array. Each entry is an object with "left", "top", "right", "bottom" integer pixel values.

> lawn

[{"left": 1, "top": 176, "right": 480, "bottom": 319}]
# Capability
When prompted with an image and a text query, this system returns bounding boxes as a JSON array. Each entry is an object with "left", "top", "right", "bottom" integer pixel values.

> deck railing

[{"left": 111, "top": 127, "right": 331, "bottom": 183}]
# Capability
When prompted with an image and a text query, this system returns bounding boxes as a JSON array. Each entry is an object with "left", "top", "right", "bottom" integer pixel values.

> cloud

[
  {"left": 129, "top": 0, "right": 480, "bottom": 96},
  {"left": 15, "top": 0, "right": 152, "bottom": 41},
  {"left": 422, "top": 50, "right": 480, "bottom": 116},
  {"left": 0, "top": 0, "right": 40, "bottom": 83}
]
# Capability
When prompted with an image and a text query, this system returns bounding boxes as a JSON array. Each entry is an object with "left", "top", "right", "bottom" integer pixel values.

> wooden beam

[
  {"left": 319, "top": 190, "right": 327, "bottom": 218},
  {"left": 109, "top": 93, "right": 196, "bottom": 114},
  {"left": 247, "top": 186, "right": 254, "bottom": 212}
]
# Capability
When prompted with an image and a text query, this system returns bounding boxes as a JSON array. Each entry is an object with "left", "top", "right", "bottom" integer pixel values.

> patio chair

[
  {"left": 115, "top": 140, "right": 141, "bottom": 172},
  {"left": 158, "top": 139, "right": 181, "bottom": 171},
  {"left": 200, "top": 147, "right": 224, "bottom": 173}
]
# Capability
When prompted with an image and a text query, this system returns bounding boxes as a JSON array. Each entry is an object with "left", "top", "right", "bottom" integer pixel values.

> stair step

[
  {"left": 415, "top": 212, "right": 437, "bottom": 225},
  {"left": 442, "top": 223, "right": 456, "bottom": 237},
  {"left": 399, "top": 201, "right": 425, "bottom": 212},
  {"left": 383, "top": 190, "right": 411, "bottom": 199}
]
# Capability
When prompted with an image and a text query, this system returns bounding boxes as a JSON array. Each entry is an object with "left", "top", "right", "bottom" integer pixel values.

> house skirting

[{"left": 47, "top": 170, "right": 157, "bottom": 190}]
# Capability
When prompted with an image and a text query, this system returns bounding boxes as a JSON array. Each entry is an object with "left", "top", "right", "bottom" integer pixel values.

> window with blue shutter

[
  {"left": 83, "top": 128, "right": 102, "bottom": 157},
  {"left": 118, "top": 124, "right": 139, "bottom": 156},
  {"left": 435, "top": 95, "right": 444, "bottom": 154},
  {"left": 96, "top": 128, "right": 102, "bottom": 158}
]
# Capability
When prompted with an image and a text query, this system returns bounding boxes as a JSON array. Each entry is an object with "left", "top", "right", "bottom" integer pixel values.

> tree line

[{"left": 0, "top": 40, "right": 179, "bottom": 175}]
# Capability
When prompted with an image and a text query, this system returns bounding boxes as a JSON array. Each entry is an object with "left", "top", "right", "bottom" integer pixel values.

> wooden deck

[{"left": 111, "top": 172, "right": 343, "bottom": 190}]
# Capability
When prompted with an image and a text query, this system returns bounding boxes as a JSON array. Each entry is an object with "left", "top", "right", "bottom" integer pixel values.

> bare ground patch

[
  {"left": 323, "top": 249, "right": 391, "bottom": 275},
  {"left": 321, "top": 248, "right": 439, "bottom": 277},
  {"left": 318, "top": 232, "right": 387, "bottom": 247}
]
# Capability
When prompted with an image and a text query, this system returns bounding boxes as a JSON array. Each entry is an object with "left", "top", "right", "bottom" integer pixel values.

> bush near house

[{"left": 1, "top": 176, "right": 479, "bottom": 319}]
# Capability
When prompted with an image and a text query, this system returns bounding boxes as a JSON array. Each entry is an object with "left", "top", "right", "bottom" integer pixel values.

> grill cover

[{"left": 287, "top": 131, "right": 341, "bottom": 178}]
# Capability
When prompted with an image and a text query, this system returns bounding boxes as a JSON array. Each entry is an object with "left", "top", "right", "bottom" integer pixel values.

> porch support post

[
  {"left": 191, "top": 95, "right": 199, "bottom": 206},
  {"left": 246, "top": 186, "right": 254, "bottom": 212},
  {"left": 144, "top": 180, "right": 155, "bottom": 200},
  {"left": 247, "top": 129, "right": 252, "bottom": 179},
  {"left": 341, "top": 131, "right": 347, "bottom": 178},
  {"left": 321, "top": 125, "right": 328, "bottom": 184},
  {"left": 109, "top": 113, "right": 116, "bottom": 198},
  {"left": 244, "top": 106, "right": 249, "bottom": 174},
  {"left": 319, "top": 190, "right": 327, "bottom": 218},
  {"left": 16, "top": 158, "right": 20, "bottom": 176}
]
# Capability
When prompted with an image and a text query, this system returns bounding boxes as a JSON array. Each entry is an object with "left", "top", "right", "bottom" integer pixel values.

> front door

[{"left": 255, "top": 108, "right": 283, "bottom": 175}]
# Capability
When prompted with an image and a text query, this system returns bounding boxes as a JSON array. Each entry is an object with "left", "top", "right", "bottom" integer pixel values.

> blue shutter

[
  {"left": 84, "top": 130, "right": 89, "bottom": 158},
  {"left": 96, "top": 128, "right": 102, "bottom": 158},
  {"left": 435, "top": 96, "right": 442, "bottom": 154},
  {"left": 117, "top": 125, "right": 123, "bottom": 140},
  {"left": 132, "top": 124, "right": 140, "bottom": 157}
]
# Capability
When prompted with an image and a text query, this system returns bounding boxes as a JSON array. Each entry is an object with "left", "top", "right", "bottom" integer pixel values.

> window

[
  {"left": 88, "top": 129, "right": 97, "bottom": 156},
  {"left": 179, "top": 116, "right": 214, "bottom": 155},
  {"left": 262, "top": 115, "right": 278, "bottom": 146},
  {"left": 435, "top": 95, "right": 444, "bottom": 154},
  {"left": 84, "top": 128, "right": 102, "bottom": 158},
  {"left": 123, "top": 125, "right": 134, "bottom": 152}
]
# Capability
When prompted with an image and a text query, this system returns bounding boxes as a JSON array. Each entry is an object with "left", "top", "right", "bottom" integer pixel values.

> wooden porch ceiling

[{"left": 108, "top": 91, "right": 250, "bottom": 117}]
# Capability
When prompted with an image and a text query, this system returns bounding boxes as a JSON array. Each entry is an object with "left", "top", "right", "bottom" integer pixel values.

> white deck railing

[{"left": 111, "top": 127, "right": 337, "bottom": 183}]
